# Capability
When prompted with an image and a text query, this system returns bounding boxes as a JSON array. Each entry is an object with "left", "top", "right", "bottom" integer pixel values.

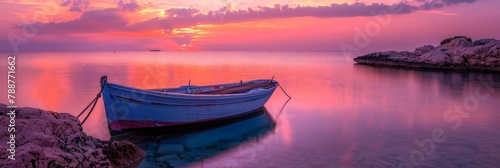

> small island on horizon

[{"left": 353, "top": 36, "right": 500, "bottom": 72}]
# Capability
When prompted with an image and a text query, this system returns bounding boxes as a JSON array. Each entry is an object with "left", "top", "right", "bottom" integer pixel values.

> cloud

[
  {"left": 16, "top": 0, "right": 478, "bottom": 35},
  {"left": 24, "top": 8, "right": 128, "bottom": 34},
  {"left": 165, "top": 8, "right": 201, "bottom": 18},
  {"left": 127, "top": 2, "right": 416, "bottom": 32},
  {"left": 118, "top": 0, "right": 141, "bottom": 12},
  {"left": 22, "top": 0, "right": 144, "bottom": 34},
  {"left": 420, "top": 0, "right": 476, "bottom": 10},
  {"left": 61, "top": 0, "right": 90, "bottom": 12},
  {"left": 127, "top": 0, "right": 476, "bottom": 32},
  {"left": 441, "top": 0, "right": 476, "bottom": 5},
  {"left": 125, "top": 17, "right": 172, "bottom": 32},
  {"left": 61, "top": 0, "right": 71, "bottom": 6}
]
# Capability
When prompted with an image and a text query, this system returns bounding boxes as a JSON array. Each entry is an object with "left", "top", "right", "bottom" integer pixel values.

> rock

[
  {"left": 489, "top": 43, "right": 500, "bottom": 57},
  {"left": 414, "top": 45, "right": 434, "bottom": 56},
  {"left": 420, "top": 49, "right": 449, "bottom": 65},
  {"left": 103, "top": 141, "right": 145, "bottom": 167},
  {"left": 467, "top": 58, "right": 480, "bottom": 66},
  {"left": 461, "top": 48, "right": 477, "bottom": 59},
  {"left": 0, "top": 104, "right": 145, "bottom": 167},
  {"left": 452, "top": 54, "right": 465, "bottom": 65},
  {"left": 474, "top": 38, "right": 495, "bottom": 46},
  {"left": 442, "top": 37, "right": 474, "bottom": 48},
  {"left": 353, "top": 37, "right": 500, "bottom": 72},
  {"left": 486, "top": 57, "right": 500, "bottom": 63}
]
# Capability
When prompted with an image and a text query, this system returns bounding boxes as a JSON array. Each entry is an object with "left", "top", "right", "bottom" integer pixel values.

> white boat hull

[{"left": 100, "top": 76, "right": 278, "bottom": 131}]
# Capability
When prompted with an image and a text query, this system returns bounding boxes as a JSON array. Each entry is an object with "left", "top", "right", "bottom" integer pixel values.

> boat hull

[{"left": 101, "top": 78, "right": 278, "bottom": 131}]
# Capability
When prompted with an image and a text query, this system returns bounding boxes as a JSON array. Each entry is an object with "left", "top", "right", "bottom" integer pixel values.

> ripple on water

[{"left": 445, "top": 145, "right": 475, "bottom": 153}]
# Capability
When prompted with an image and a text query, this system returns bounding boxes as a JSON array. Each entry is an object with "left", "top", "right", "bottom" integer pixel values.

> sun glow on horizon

[{"left": 1, "top": 0, "right": 499, "bottom": 52}]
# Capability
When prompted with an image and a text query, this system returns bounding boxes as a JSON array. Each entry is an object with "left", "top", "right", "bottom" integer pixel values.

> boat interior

[{"left": 150, "top": 80, "right": 277, "bottom": 95}]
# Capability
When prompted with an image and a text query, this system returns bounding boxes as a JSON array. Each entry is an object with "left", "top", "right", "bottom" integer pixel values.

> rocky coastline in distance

[
  {"left": 353, "top": 36, "right": 500, "bottom": 72},
  {"left": 0, "top": 104, "right": 145, "bottom": 167}
]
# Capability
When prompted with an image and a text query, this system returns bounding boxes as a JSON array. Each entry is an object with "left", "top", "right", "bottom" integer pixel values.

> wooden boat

[{"left": 99, "top": 76, "right": 279, "bottom": 131}]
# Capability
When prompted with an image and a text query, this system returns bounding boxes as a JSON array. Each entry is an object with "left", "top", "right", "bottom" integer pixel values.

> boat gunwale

[{"left": 104, "top": 79, "right": 279, "bottom": 100}]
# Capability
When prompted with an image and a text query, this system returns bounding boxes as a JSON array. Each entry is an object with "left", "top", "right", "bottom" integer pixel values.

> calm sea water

[{"left": 1, "top": 51, "right": 500, "bottom": 167}]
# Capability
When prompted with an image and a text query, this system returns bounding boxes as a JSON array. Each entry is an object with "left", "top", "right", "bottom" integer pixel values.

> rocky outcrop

[
  {"left": 0, "top": 104, "right": 145, "bottom": 167},
  {"left": 353, "top": 37, "right": 500, "bottom": 72}
]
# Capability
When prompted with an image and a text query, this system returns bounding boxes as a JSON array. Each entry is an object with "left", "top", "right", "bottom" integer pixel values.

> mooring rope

[
  {"left": 78, "top": 76, "right": 105, "bottom": 125},
  {"left": 278, "top": 83, "right": 292, "bottom": 99},
  {"left": 271, "top": 80, "right": 292, "bottom": 122}
]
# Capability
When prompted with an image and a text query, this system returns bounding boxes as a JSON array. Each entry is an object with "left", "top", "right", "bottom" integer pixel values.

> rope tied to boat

[
  {"left": 268, "top": 76, "right": 291, "bottom": 99},
  {"left": 271, "top": 82, "right": 291, "bottom": 122},
  {"left": 278, "top": 84, "right": 291, "bottom": 100},
  {"left": 77, "top": 76, "right": 106, "bottom": 125}
]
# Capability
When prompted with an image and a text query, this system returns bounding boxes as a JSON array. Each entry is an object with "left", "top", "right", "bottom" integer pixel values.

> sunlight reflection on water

[{"left": 1, "top": 51, "right": 499, "bottom": 167}]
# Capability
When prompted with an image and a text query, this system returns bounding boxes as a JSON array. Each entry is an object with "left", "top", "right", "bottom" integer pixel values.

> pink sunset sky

[{"left": 0, "top": 0, "right": 499, "bottom": 52}]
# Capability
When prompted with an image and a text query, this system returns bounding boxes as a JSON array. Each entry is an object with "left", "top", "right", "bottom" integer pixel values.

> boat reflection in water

[{"left": 111, "top": 107, "right": 276, "bottom": 167}]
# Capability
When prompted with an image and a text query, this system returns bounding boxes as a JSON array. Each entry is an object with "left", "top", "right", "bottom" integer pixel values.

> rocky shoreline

[
  {"left": 353, "top": 37, "right": 500, "bottom": 72},
  {"left": 0, "top": 104, "right": 145, "bottom": 167}
]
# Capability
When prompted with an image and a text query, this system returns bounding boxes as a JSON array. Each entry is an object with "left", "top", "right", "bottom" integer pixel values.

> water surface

[{"left": 1, "top": 51, "right": 500, "bottom": 167}]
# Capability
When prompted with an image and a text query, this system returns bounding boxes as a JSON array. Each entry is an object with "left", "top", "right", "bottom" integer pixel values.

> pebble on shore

[
  {"left": 353, "top": 37, "right": 500, "bottom": 72},
  {"left": 0, "top": 104, "right": 145, "bottom": 167}
]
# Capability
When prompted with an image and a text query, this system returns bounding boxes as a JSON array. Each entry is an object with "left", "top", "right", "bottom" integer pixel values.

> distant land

[{"left": 354, "top": 36, "right": 500, "bottom": 72}]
